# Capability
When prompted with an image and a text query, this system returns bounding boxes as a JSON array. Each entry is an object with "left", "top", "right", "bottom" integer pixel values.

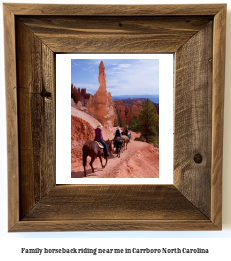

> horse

[
  {"left": 121, "top": 135, "right": 129, "bottom": 149},
  {"left": 82, "top": 139, "right": 112, "bottom": 177},
  {"left": 105, "top": 139, "right": 113, "bottom": 155},
  {"left": 128, "top": 131, "right": 132, "bottom": 140},
  {"left": 114, "top": 137, "right": 124, "bottom": 157}
]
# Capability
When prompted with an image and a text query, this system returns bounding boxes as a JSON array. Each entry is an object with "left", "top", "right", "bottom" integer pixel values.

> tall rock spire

[
  {"left": 97, "top": 61, "right": 107, "bottom": 93},
  {"left": 88, "top": 61, "right": 116, "bottom": 129}
]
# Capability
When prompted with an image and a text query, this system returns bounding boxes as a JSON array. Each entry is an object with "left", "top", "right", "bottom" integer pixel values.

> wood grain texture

[
  {"left": 174, "top": 22, "right": 213, "bottom": 218},
  {"left": 13, "top": 185, "right": 219, "bottom": 232},
  {"left": 211, "top": 5, "right": 226, "bottom": 228},
  {"left": 3, "top": 3, "right": 225, "bottom": 16},
  {"left": 4, "top": 3, "right": 226, "bottom": 231},
  {"left": 11, "top": 220, "right": 218, "bottom": 232},
  {"left": 16, "top": 20, "right": 56, "bottom": 219},
  {"left": 22, "top": 185, "right": 207, "bottom": 221},
  {"left": 3, "top": 4, "right": 19, "bottom": 231},
  {"left": 18, "top": 16, "right": 213, "bottom": 53}
]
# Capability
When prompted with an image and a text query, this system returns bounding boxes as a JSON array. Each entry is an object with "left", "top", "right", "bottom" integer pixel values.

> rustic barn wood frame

[{"left": 4, "top": 4, "right": 226, "bottom": 232}]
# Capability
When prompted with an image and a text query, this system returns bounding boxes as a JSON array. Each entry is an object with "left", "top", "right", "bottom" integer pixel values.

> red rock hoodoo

[
  {"left": 71, "top": 84, "right": 92, "bottom": 107},
  {"left": 88, "top": 61, "right": 116, "bottom": 129}
]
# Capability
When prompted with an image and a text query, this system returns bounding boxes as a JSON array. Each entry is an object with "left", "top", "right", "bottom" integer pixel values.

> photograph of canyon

[{"left": 71, "top": 59, "right": 159, "bottom": 178}]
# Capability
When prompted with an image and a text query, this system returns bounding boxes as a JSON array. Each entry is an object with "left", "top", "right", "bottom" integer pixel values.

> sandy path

[{"left": 71, "top": 107, "right": 159, "bottom": 179}]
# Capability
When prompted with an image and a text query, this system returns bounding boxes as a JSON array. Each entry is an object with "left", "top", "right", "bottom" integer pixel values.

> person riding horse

[
  {"left": 94, "top": 124, "right": 110, "bottom": 157},
  {"left": 113, "top": 126, "right": 122, "bottom": 138},
  {"left": 113, "top": 126, "right": 124, "bottom": 157},
  {"left": 122, "top": 125, "right": 131, "bottom": 142}
]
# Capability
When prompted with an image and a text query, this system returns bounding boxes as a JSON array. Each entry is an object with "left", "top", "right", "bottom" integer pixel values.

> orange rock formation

[
  {"left": 71, "top": 115, "right": 95, "bottom": 170},
  {"left": 88, "top": 61, "right": 116, "bottom": 129}
]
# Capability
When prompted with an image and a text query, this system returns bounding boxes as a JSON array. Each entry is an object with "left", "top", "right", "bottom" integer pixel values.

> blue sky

[{"left": 71, "top": 59, "right": 159, "bottom": 96}]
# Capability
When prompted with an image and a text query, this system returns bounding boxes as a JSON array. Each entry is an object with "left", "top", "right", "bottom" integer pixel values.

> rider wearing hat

[
  {"left": 113, "top": 126, "right": 122, "bottom": 138},
  {"left": 94, "top": 124, "right": 110, "bottom": 157},
  {"left": 123, "top": 125, "right": 130, "bottom": 142}
]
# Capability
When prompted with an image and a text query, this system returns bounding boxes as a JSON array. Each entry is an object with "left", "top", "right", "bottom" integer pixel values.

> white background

[
  {"left": 0, "top": 0, "right": 231, "bottom": 260},
  {"left": 56, "top": 53, "right": 173, "bottom": 184}
]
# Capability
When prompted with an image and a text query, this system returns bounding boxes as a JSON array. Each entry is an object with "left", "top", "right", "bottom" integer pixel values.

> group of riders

[{"left": 94, "top": 124, "right": 131, "bottom": 157}]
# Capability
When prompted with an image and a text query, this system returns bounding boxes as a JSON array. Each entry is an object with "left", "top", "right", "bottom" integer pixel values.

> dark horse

[
  {"left": 82, "top": 139, "right": 112, "bottom": 177},
  {"left": 114, "top": 137, "right": 124, "bottom": 158}
]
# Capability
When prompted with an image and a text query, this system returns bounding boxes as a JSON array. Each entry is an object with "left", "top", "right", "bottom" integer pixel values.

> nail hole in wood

[
  {"left": 119, "top": 23, "right": 122, "bottom": 27},
  {"left": 40, "top": 90, "right": 52, "bottom": 99},
  {"left": 194, "top": 153, "right": 203, "bottom": 164}
]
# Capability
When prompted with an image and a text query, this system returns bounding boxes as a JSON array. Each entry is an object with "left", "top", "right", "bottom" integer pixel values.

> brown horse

[
  {"left": 121, "top": 135, "right": 129, "bottom": 149},
  {"left": 128, "top": 131, "right": 132, "bottom": 140},
  {"left": 82, "top": 139, "right": 112, "bottom": 177}
]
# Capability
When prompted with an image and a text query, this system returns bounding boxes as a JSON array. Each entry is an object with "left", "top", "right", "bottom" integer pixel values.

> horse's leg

[
  {"left": 123, "top": 140, "right": 125, "bottom": 151},
  {"left": 103, "top": 156, "right": 107, "bottom": 168},
  {"left": 83, "top": 147, "right": 87, "bottom": 177},
  {"left": 99, "top": 156, "right": 104, "bottom": 168},
  {"left": 116, "top": 146, "right": 119, "bottom": 157},
  {"left": 89, "top": 156, "right": 95, "bottom": 173},
  {"left": 100, "top": 148, "right": 107, "bottom": 168}
]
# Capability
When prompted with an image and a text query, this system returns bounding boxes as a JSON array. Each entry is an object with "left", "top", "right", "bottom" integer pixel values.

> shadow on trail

[
  {"left": 71, "top": 171, "right": 86, "bottom": 178},
  {"left": 71, "top": 154, "right": 120, "bottom": 178},
  {"left": 71, "top": 167, "right": 103, "bottom": 178}
]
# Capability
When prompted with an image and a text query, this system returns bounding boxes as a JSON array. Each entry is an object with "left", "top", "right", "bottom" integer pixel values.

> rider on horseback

[
  {"left": 112, "top": 126, "right": 122, "bottom": 149},
  {"left": 94, "top": 124, "right": 110, "bottom": 157},
  {"left": 113, "top": 126, "right": 124, "bottom": 156},
  {"left": 122, "top": 125, "right": 131, "bottom": 142},
  {"left": 113, "top": 126, "right": 122, "bottom": 138}
]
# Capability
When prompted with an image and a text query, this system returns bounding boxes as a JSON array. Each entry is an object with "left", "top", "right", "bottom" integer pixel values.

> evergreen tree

[
  {"left": 129, "top": 115, "right": 140, "bottom": 133},
  {"left": 138, "top": 98, "right": 159, "bottom": 143},
  {"left": 117, "top": 111, "right": 123, "bottom": 127},
  {"left": 113, "top": 119, "right": 117, "bottom": 127}
]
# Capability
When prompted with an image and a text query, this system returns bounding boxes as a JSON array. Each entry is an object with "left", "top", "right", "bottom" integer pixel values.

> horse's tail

[
  {"left": 115, "top": 139, "right": 122, "bottom": 154},
  {"left": 82, "top": 144, "right": 88, "bottom": 168}
]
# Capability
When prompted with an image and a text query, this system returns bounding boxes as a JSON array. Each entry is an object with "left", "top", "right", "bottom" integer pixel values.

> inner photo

[{"left": 71, "top": 59, "right": 159, "bottom": 178}]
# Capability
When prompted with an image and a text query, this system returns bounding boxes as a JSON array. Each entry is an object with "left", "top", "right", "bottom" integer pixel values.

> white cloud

[
  {"left": 105, "top": 60, "right": 159, "bottom": 96},
  {"left": 118, "top": 64, "right": 131, "bottom": 68}
]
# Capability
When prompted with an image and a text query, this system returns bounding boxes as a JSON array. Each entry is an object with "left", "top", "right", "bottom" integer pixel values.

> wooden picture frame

[{"left": 4, "top": 4, "right": 226, "bottom": 231}]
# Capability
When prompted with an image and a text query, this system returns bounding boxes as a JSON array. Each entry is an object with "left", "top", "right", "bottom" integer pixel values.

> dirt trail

[{"left": 71, "top": 107, "right": 159, "bottom": 178}]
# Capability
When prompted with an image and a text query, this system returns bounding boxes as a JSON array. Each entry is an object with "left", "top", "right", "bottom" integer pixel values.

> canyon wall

[
  {"left": 71, "top": 115, "right": 95, "bottom": 170},
  {"left": 114, "top": 100, "right": 143, "bottom": 126}
]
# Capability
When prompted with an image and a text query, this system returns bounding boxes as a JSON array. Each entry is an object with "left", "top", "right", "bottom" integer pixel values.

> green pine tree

[
  {"left": 117, "top": 111, "right": 123, "bottom": 127},
  {"left": 129, "top": 115, "right": 140, "bottom": 133},
  {"left": 138, "top": 98, "right": 159, "bottom": 143}
]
